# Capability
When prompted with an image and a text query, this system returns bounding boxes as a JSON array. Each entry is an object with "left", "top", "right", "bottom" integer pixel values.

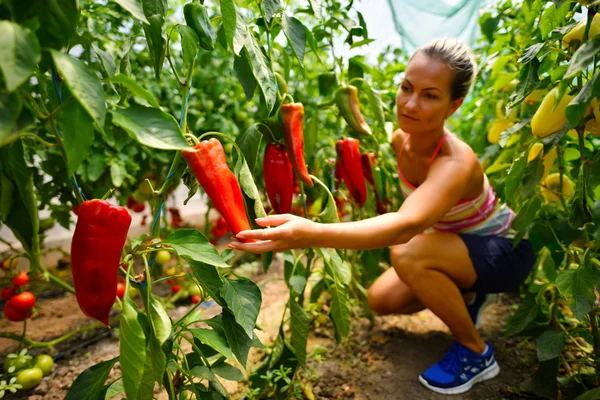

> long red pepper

[
  {"left": 263, "top": 143, "right": 294, "bottom": 214},
  {"left": 181, "top": 138, "right": 252, "bottom": 239},
  {"left": 361, "top": 152, "right": 388, "bottom": 214},
  {"left": 336, "top": 138, "right": 367, "bottom": 208},
  {"left": 280, "top": 103, "right": 314, "bottom": 187},
  {"left": 71, "top": 200, "right": 132, "bottom": 325}
]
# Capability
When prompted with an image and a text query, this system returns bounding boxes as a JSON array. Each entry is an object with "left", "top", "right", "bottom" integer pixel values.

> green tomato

[
  {"left": 163, "top": 265, "right": 177, "bottom": 276},
  {"left": 187, "top": 282, "right": 201, "bottom": 296},
  {"left": 15, "top": 367, "right": 43, "bottom": 390},
  {"left": 155, "top": 250, "right": 171, "bottom": 265},
  {"left": 4, "top": 354, "right": 31, "bottom": 372},
  {"left": 34, "top": 355, "right": 54, "bottom": 376}
]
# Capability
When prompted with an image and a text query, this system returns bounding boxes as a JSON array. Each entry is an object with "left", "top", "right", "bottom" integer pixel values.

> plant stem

[
  {"left": 556, "top": 144, "right": 568, "bottom": 212},
  {"left": 38, "top": 263, "right": 75, "bottom": 294},
  {"left": 0, "top": 321, "right": 103, "bottom": 348},
  {"left": 0, "top": 131, "right": 56, "bottom": 148}
]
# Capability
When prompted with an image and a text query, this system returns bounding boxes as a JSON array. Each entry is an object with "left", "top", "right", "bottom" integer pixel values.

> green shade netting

[{"left": 387, "top": 0, "right": 490, "bottom": 51}]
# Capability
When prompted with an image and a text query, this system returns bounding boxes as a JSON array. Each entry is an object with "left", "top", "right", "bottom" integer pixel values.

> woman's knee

[
  {"left": 390, "top": 239, "right": 427, "bottom": 283},
  {"left": 367, "top": 282, "right": 390, "bottom": 315}
]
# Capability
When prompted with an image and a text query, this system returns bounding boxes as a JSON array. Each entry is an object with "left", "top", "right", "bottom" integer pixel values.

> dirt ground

[{"left": 0, "top": 255, "right": 538, "bottom": 400}]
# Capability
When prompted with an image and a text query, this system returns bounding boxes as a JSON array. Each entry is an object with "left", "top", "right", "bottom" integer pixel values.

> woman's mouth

[{"left": 401, "top": 114, "right": 419, "bottom": 121}]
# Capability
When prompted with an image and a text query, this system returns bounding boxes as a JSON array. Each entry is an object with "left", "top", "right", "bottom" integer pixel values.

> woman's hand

[{"left": 228, "top": 214, "right": 320, "bottom": 254}]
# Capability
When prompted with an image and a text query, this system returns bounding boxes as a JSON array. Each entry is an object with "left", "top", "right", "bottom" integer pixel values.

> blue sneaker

[
  {"left": 419, "top": 341, "right": 500, "bottom": 395},
  {"left": 466, "top": 292, "right": 496, "bottom": 328}
]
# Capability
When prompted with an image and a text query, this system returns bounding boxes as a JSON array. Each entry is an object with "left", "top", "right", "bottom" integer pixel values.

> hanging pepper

[
  {"left": 181, "top": 138, "right": 252, "bottom": 239},
  {"left": 531, "top": 88, "right": 574, "bottom": 138},
  {"left": 280, "top": 103, "right": 314, "bottom": 187},
  {"left": 71, "top": 200, "right": 132, "bottom": 326},
  {"left": 263, "top": 143, "right": 294, "bottom": 214},
  {"left": 336, "top": 138, "right": 367, "bottom": 207},
  {"left": 335, "top": 85, "right": 373, "bottom": 136},
  {"left": 184, "top": 1, "right": 216, "bottom": 51}
]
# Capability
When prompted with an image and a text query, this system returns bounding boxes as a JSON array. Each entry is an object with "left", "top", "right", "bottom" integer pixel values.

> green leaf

[
  {"left": 508, "top": 59, "right": 540, "bottom": 108},
  {"left": 65, "top": 357, "right": 118, "bottom": 400},
  {"left": 319, "top": 248, "right": 351, "bottom": 285},
  {"left": 235, "top": 124, "right": 262, "bottom": 173},
  {"left": 107, "top": 74, "right": 160, "bottom": 108},
  {"left": 221, "top": 310, "right": 253, "bottom": 368},
  {"left": 162, "top": 229, "right": 228, "bottom": 268},
  {"left": 566, "top": 72, "right": 600, "bottom": 126},
  {"left": 219, "top": 0, "right": 236, "bottom": 51},
  {"left": 290, "top": 300, "right": 309, "bottom": 365},
  {"left": 211, "top": 361, "right": 244, "bottom": 381},
  {"left": 263, "top": 0, "right": 282, "bottom": 21},
  {"left": 177, "top": 25, "right": 199, "bottom": 73},
  {"left": 288, "top": 276, "right": 306, "bottom": 295},
  {"left": 235, "top": 156, "right": 267, "bottom": 222},
  {"left": 329, "top": 280, "right": 350, "bottom": 342},
  {"left": 304, "top": 116, "right": 318, "bottom": 161},
  {"left": 51, "top": 51, "right": 106, "bottom": 128},
  {"left": 308, "top": 0, "right": 321, "bottom": 17},
  {"left": 145, "top": 292, "right": 171, "bottom": 345},
  {"left": 110, "top": 163, "right": 125, "bottom": 187},
  {"left": 569, "top": 162, "right": 594, "bottom": 229},
  {"left": 93, "top": 45, "right": 117, "bottom": 78},
  {"left": 191, "top": 328, "right": 236, "bottom": 361},
  {"left": 188, "top": 260, "right": 225, "bottom": 306},
  {"left": 0, "top": 90, "right": 23, "bottom": 143},
  {"left": 233, "top": 10, "right": 247, "bottom": 55},
  {"left": 137, "top": 343, "right": 156, "bottom": 400},
  {"left": 282, "top": 13, "right": 306, "bottom": 65},
  {"left": 245, "top": 31, "right": 276, "bottom": 113},
  {"left": 540, "top": 2, "right": 570, "bottom": 40},
  {"left": 537, "top": 329, "right": 564, "bottom": 362},
  {"left": 120, "top": 298, "right": 147, "bottom": 400},
  {"left": 566, "top": 35, "right": 600, "bottom": 79},
  {"left": 0, "top": 141, "right": 40, "bottom": 270},
  {"left": 59, "top": 101, "right": 95, "bottom": 176},
  {"left": 505, "top": 294, "right": 539, "bottom": 336},
  {"left": 220, "top": 278, "right": 261, "bottom": 338},
  {"left": 110, "top": 105, "right": 188, "bottom": 150},
  {"left": 576, "top": 388, "right": 600, "bottom": 400},
  {"left": 37, "top": 0, "right": 80, "bottom": 50},
  {"left": 114, "top": 0, "right": 149, "bottom": 24},
  {"left": 87, "top": 153, "right": 106, "bottom": 182},
  {"left": 311, "top": 175, "right": 339, "bottom": 223},
  {"left": 0, "top": 22, "right": 41, "bottom": 92},
  {"left": 234, "top": 47, "right": 256, "bottom": 100},
  {"left": 141, "top": 0, "right": 167, "bottom": 78},
  {"left": 556, "top": 263, "right": 600, "bottom": 320},
  {"left": 519, "top": 154, "right": 545, "bottom": 201},
  {"left": 104, "top": 379, "right": 124, "bottom": 399},
  {"left": 479, "top": 12, "right": 499, "bottom": 42},
  {"left": 512, "top": 196, "right": 542, "bottom": 231},
  {"left": 518, "top": 43, "right": 545, "bottom": 64},
  {"left": 363, "top": 80, "right": 385, "bottom": 130}
]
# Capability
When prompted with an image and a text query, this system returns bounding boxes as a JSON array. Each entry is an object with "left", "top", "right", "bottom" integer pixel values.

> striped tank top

[{"left": 398, "top": 134, "right": 516, "bottom": 237}]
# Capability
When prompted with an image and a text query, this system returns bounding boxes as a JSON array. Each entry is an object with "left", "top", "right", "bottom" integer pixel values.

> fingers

[
  {"left": 228, "top": 239, "right": 279, "bottom": 254},
  {"left": 254, "top": 214, "right": 295, "bottom": 227},
  {"left": 236, "top": 226, "right": 286, "bottom": 241}
]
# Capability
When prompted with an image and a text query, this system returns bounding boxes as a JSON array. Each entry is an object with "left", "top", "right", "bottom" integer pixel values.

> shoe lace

[{"left": 438, "top": 342, "right": 467, "bottom": 374}]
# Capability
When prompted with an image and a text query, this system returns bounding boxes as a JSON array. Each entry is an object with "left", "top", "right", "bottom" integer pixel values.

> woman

[{"left": 229, "top": 38, "right": 535, "bottom": 395}]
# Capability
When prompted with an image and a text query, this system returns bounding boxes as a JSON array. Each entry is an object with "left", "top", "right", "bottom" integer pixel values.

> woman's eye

[
  {"left": 400, "top": 86, "right": 409, "bottom": 92},
  {"left": 426, "top": 93, "right": 437, "bottom": 99}
]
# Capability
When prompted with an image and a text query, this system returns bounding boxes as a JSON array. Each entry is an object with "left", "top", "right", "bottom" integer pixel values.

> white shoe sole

[
  {"left": 474, "top": 294, "right": 497, "bottom": 329},
  {"left": 418, "top": 361, "right": 500, "bottom": 395}
]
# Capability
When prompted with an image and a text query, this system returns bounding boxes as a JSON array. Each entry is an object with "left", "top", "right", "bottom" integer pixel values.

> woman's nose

[{"left": 404, "top": 94, "right": 418, "bottom": 112}]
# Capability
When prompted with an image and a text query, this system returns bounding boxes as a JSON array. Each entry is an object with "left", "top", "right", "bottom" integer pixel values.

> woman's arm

[{"left": 231, "top": 156, "right": 476, "bottom": 253}]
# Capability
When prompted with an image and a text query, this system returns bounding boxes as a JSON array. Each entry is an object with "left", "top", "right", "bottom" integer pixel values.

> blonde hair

[{"left": 414, "top": 38, "right": 477, "bottom": 100}]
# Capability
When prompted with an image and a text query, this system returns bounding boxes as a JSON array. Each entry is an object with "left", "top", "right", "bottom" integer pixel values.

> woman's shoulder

[{"left": 391, "top": 129, "right": 408, "bottom": 153}]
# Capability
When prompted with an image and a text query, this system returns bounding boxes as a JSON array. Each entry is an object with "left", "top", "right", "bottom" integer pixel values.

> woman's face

[{"left": 396, "top": 52, "right": 463, "bottom": 135}]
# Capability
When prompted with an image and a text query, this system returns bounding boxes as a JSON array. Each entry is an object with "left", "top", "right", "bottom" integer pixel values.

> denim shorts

[{"left": 458, "top": 233, "right": 535, "bottom": 294}]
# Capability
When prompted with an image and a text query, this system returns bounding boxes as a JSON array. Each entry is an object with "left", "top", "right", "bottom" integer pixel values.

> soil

[{"left": 0, "top": 254, "right": 539, "bottom": 400}]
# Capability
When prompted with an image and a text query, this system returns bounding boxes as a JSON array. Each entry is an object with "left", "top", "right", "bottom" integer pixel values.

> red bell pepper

[
  {"left": 182, "top": 138, "right": 252, "bottom": 239},
  {"left": 71, "top": 200, "right": 132, "bottom": 325},
  {"left": 336, "top": 138, "right": 367, "bottom": 208},
  {"left": 263, "top": 143, "right": 294, "bottom": 214},
  {"left": 361, "top": 152, "right": 388, "bottom": 214},
  {"left": 280, "top": 103, "right": 314, "bottom": 187}
]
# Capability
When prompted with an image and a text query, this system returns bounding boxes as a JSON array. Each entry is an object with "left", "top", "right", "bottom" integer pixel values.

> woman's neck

[{"left": 407, "top": 127, "right": 447, "bottom": 158}]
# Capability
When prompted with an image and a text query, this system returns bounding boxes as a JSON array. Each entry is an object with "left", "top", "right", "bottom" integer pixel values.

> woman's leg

[
  {"left": 386, "top": 231, "right": 485, "bottom": 354},
  {"left": 367, "top": 268, "right": 427, "bottom": 315}
]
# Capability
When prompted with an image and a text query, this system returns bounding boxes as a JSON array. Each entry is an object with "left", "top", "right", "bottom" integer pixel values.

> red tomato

[
  {"left": 126, "top": 196, "right": 145, "bottom": 213},
  {"left": 171, "top": 284, "right": 182, "bottom": 294},
  {"left": 4, "top": 302, "right": 28, "bottom": 322},
  {"left": 1, "top": 286, "right": 16, "bottom": 301},
  {"left": 190, "top": 295, "right": 201, "bottom": 304},
  {"left": 7, "top": 292, "right": 35, "bottom": 314},
  {"left": 116, "top": 283, "right": 126, "bottom": 300},
  {"left": 12, "top": 272, "right": 29, "bottom": 287}
]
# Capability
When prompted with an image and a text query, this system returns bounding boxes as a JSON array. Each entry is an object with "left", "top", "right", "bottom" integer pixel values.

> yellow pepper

[
  {"left": 541, "top": 173, "right": 575, "bottom": 204},
  {"left": 563, "top": 14, "right": 600, "bottom": 45},
  {"left": 487, "top": 119, "right": 514, "bottom": 144},
  {"left": 543, "top": 147, "right": 557, "bottom": 179},
  {"left": 524, "top": 89, "right": 544, "bottom": 105},
  {"left": 531, "top": 88, "right": 574, "bottom": 138},
  {"left": 527, "top": 143, "right": 544, "bottom": 162}
]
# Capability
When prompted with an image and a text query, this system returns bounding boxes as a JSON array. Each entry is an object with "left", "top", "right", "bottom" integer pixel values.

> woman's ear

[{"left": 446, "top": 97, "right": 464, "bottom": 118}]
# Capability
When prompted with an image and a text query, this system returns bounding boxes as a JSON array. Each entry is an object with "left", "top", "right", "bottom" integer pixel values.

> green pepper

[
  {"left": 184, "top": 1, "right": 216, "bottom": 51},
  {"left": 335, "top": 84, "right": 372, "bottom": 136}
]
